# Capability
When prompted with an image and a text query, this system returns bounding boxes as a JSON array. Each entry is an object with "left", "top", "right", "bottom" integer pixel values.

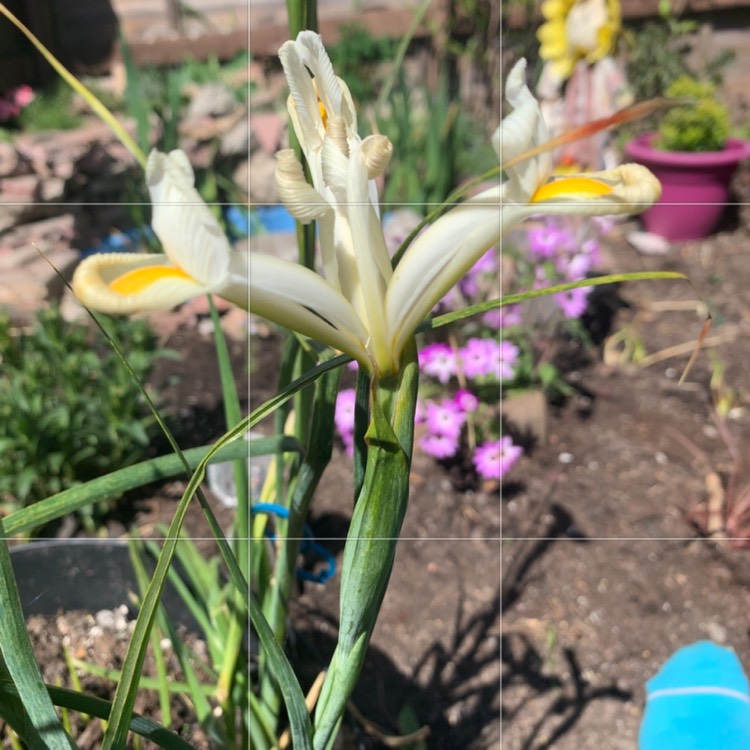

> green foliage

[
  {"left": 0, "top": 306, "right": 171, "bottom": 525},
  {"left": 17, "top": 82, "right": 82, "bottom": 131},
  {"left": 656, "top": 77, "right": 730, "bottom": 152},
  {"left": 327, "top": 23, "right": 399, "bottom": 104},
  {"left": 379, "top": 74, "right": 495, "bottom": 210},
  {"left": 626, "top": 15, "right": 694, "bottom": 104},
  {"left": 625, "top": 0, "right": 734, "bottom": 139}
]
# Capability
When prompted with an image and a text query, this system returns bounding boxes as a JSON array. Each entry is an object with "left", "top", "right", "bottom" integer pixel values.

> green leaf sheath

[{"left": 312, "top": 341, "right": 419, "bottom": 750}]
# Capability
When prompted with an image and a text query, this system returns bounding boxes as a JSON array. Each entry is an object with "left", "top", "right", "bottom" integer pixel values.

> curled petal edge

[{"left": 72, "top": 253, "right": 211, "bottom": 314}]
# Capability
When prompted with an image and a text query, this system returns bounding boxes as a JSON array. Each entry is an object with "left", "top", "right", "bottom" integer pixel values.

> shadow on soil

[
  {"left": 502, "top": 632, "right": 632, "bottom": 750},
  {"left": 288, "top": 514, "right": 500, "bottom": 749}
]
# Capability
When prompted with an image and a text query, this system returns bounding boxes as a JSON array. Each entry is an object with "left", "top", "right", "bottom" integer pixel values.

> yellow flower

[{"left": 537, "top": 0, "right": 621, "bottom": 82}]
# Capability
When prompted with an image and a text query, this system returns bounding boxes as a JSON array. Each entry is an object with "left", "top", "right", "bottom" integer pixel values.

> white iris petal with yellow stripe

[
  {"left": 249, "top": 42, "right": 660, "bottom": 377},
  {"left": 72, "top": 149, "right": 249, "bottom": 313}
]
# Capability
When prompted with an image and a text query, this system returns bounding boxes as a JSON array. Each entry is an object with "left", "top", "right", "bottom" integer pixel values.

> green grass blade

[
  {"left": 250, "top": 354, "right": 350, "bottom": 429},
  {"left": 2, "top": 439, "right": 263, "bottom": 537},
  {"left": 208, "top": 300, "right": 250, "bottom": 709},
  {"left": 130, "top": 540, "right": 215, "bottom": 723},
  {"left": 0, "top": 532, "right": 75, "bottom": 750},
  {"left": 250, "top": 592, "right": 313, "bottom": 750},
  {"left": 128, "top": 544, "right": 178, "bottom": 727},
  {"left": 0, "top": 4, "right": 146, "bottom": 168},
  {"left": 423, "top": 272, "right": 691, "bottom": 331},
  {"left": 374, "top": 0, "right": 431, "bottom": 117},
  {"left": 101, "top": 422, "right": 250, "bottom": 750},
  {"left": 0, "top": 678, "right": 196, "bottom": 750}
]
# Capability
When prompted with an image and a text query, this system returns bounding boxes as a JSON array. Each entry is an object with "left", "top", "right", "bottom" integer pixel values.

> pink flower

[
  {"left": 498, "top": 305, "right": 522, "bottom": 328},
  {"left": 460, "top": 337, "right": 497, "bottom": 380},
  {"left": 473, "top": 436, "right": 523, "bottom": 480},
  {"left": 419, "top": 342, "right": 457, "bottom": 384},
  {"left": 453, "top": 388, "right": 479, "bottom": 414},
  {"left": 458, "top": 274, "right": 480, "bottom": 300},
  {"left": 498, "top": 340, "right": 520, "bottom": 381},
  {"left": 459, "top": 248, "right": 498, "bottom": 299},
  {"left": 462, "top": 338, "right": 519, "bottom": 381},
  {"left": 0, "top": 98, "right": 19, "bottom": 122},
  {"left": 482, "top": 308, "right": 504, "bottom": 330},
  {"left": 334, "top": 388, "right": 357, "bottom": 436},
  {"left": 471, "top": 247, "right": 498, "bottom": 275},
  {"left": 425, "top": 400, "right": 466, "bottom": 439},
  {"left": 527, "top": 222, "right": 574, "bottom": 260},
  {"left": 554, "top": 286, "right": 591, "bottom": 318},
  {"left": 420, "top": 433, "right": 460, "bottom": 459},
  {"left": 560, "top": 239, "right": 601, "bottom": 280},
  {"left": 11, "top": 85, "right": 34, "bottom": 108},
  {"left": 592, "top": 216, "right": 615, "bottom": 236},
  {"left": 434, "top": 284, "right": 464, "bottom": 313}
]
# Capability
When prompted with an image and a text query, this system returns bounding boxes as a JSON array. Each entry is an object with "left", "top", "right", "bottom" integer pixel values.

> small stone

[
  {"left": 501, "top": 389, "right": 548, "bottom": 444},
  {"left": 185, "top": 83, "right": 237, "bottom": 120}
]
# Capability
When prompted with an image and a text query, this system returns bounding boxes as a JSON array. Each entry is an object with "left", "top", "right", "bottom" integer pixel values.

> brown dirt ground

[{"left": 502, "top": 169, "right": 750, "bottom": 748}]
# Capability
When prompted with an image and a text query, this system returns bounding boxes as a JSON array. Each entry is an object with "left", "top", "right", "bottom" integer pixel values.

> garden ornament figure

[{"left": 537, "top": 0, "right": 631, "bottom": 169}]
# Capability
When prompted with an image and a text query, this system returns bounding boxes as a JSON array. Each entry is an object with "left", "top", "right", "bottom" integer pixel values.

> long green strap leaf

[
  {"left": 0, "top": 678, "right": 195, "bottom": 750},
  {"left": 101, "top": 421, "right": 252, "bottom": 750},
  {"left": 313, "top": 341, "right": 419, "bottom": 750},
  {"left": 250, "top": 354, "right": 350, "bottom": 428},
  {"left": 250, "top": 593, "right": 313, "bottom": 750},
  {"left": 3, "top": 437, "right": 299, "bottom": 537},
  {"left": 424, "top": 271, "right": 691, "bottom": 330},
  {"left": 208, "top": 299, "right": 249, "bottom": 712},
  {"left": 0, "top": 536, "right": 76, "bottom": 750}
]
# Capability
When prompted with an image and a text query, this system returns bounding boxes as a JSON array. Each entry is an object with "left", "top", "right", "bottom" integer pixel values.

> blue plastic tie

[{"left": 250, "top": 504, "right": 335, "bottom": 584}]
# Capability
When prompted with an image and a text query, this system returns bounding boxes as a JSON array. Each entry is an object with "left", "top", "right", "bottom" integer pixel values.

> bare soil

[{"left": 502, "top": 173, "right": 750, "bottom": 748}]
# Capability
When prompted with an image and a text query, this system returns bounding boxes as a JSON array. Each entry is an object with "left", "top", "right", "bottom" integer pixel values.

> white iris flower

[
  {"left": 72, "top": 34, "right": 660, "bottom": 381},
  {"left": 250, "top": 40, "right": 660, "bottom": 376}
]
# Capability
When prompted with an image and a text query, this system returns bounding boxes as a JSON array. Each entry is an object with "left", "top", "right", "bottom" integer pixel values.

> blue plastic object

[
  {"left": 81, "top": 226, "right": 155, "bottom": 257},
  {"left": 255, "top": 205, "right": 297, "bottom": 234},
  {"left": 639, "top": 641, "right": 750, "bottom": 749},
  {"left": 224, "top": 205, "right": 250, "bottom": 239},
  {"left": 250, "top": 502, "right": 335, "bottom": 583}
]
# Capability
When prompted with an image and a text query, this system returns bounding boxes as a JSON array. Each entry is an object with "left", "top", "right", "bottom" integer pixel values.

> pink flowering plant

[
  {"left": 335, "top": 247, "right": 524, "bottom": 483},
  {"left": 0, "top": 83, "right": 34, "bottom": 124}
]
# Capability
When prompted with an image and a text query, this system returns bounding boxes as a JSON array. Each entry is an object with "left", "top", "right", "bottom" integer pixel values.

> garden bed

[
  {"left": 11, "top": 191, "right": 750, "bottom": 747},
  {"left": 502, "top": 168, "right": 750, "bottom": 747}
]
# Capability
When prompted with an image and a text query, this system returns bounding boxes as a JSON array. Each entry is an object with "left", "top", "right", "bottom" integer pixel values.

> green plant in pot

[
  {"left": 625, "top": 76, "right": 750, "bottom": 241},
  {"left": 656, "top": 77, "right": 729, "bottom": 152}
]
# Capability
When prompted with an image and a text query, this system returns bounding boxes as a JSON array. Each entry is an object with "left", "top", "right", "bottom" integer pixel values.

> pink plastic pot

[{"left": 624, "top": 134, "right": 750, "bottom": 241}]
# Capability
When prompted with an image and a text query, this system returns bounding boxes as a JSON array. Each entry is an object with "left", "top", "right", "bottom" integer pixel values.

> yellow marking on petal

[
  {"left": 311, "top": 80, "right": 329, "bottom": 130},
  {"left": 532, "top": 176, "right": 613, "bottom": 203},
  {"left": 109, "top": 265, "right": 194, "bottom": 296},
  {"left": 318, "top": 98, "right": 328, "bottom": 129}
]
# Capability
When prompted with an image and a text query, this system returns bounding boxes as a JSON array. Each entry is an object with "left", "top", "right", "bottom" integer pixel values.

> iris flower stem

[
  {"left": 287, "top": 0, "right": 317, "bottom": 38},
  {"left": 312, "top": 340, "right": 419, "bottom": 750}
]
